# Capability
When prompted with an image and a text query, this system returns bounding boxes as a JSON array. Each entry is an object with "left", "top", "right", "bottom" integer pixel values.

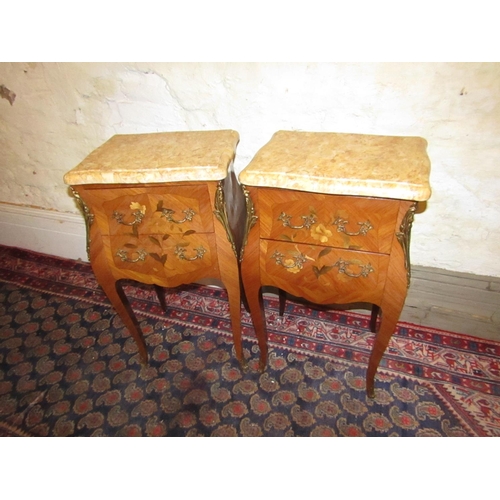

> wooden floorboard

[{"left": 402, "top": 265, "right": 500, "bottom": 341}]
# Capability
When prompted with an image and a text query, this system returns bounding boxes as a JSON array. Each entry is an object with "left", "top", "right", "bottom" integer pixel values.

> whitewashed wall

[{"left": 1, "top": 62, "right": 499, "bottom": 276}]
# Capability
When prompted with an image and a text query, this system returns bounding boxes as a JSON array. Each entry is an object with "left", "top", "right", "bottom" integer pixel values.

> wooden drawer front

[
  {"left": 261, "top": 240, "right": 389, "bottom": 304},
  {"left": 258, "top": 188, "right": 399, "bottom": 254},
  {"left": 88, "top": 185, "right": 214, "bottom": 236},
  {"left": 109, "top": 232, "right": 217, "bottom": 278}
]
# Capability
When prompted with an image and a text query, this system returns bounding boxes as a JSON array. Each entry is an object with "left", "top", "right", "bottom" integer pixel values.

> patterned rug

[{"left": 1, "top": 244, "right": 499, "bottom": 437}]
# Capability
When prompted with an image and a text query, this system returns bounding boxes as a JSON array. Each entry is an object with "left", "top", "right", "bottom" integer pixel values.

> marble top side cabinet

[
  {"left": 64, "top": 130, "right": 244, "bottom": 366},
  {"left": 238, "top": 131, "right": 432, "bottom": 397}
]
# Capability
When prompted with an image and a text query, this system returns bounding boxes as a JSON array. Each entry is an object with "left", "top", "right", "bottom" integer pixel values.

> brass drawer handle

[
  {"left": 272, "top": 249, "right": 373, "bottom": 278},
  {"left": 278, "top": 212, "right": 316, "bottom": 230},
  {"left": 116, "top": 248, "right": 148, "bottom": 263},
  {"left": 334, "top": 258, "right": 374, "bottom": 278},
  {"left": 333, "top": 217, "right": 373, "bottom": 236},
  {"left": 161, "top": 208, "right": 196, "bottom": 224},
  {"left": 175, "top": 245, "right": 206, "bottom": 261},
  {"left": 271, "top": 251, "right": 307, "bottom": 270},
  {"left": 113, "top": 210, "right": 145, "bottom": 227}
]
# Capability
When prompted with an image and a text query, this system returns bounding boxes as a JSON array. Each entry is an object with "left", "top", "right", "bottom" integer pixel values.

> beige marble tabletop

[
  {"left": 64, "top": 130, "right": 240, "bottom": 185},
  {"left": 239, "top": 130, "right": 431, "bottom": 201}
]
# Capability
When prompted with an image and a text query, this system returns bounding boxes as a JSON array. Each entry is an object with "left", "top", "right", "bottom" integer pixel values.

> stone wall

[{"left": 1, "top": 62, "right": 499, "bottom": 276}]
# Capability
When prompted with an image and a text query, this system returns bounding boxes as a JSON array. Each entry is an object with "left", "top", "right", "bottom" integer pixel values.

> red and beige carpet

[{"left": 0, "top": 244, "right": 499, "bottom": 436}]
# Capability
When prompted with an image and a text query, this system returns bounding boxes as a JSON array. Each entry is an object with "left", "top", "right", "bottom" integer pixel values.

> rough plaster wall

[{"left": 0, "top": 62, "right": 499, "bottom": 276}]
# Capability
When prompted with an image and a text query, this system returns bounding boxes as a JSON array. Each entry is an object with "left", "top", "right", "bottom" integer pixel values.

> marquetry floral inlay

[
  {"left": 272, "top": 245, "right": 373, "bottom": 281},
  {"left": 130, "top": 202, "right": 146, "bottom": 215},
  {"left": 310, "top": 223, "right": 333, "bottom": 244},
  {"left": 114, "top": 199, "right": 204, "bottom": 267}
]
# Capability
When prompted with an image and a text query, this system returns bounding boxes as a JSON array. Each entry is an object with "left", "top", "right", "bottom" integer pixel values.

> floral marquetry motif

[
  {"left": 310, "top": 223, "right": 333, "bottom": 244},
  {"left": 65, "top": 130, "right": 243, "bottom": 368},
  {"left": 239, "top": 130, "right": 431, "bottom": 398},
  {"left": 2, "top": 248, "right": 493, "bottom": 436},
  {"left": 107, "top": 195, "right": 213, "bottom": 270}
]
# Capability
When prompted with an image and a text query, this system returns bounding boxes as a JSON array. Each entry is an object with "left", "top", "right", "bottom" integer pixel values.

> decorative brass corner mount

[
  {"left": 396, "top": 203, "right": 417, "bottom": 288},
  {"left": 70, "top": 187, "right": 94, "bottom": 259},
  {"left": 240, "top": 185, "right": 258, "bottom": 262},
  {"left": 213, "top": 181, "right": 238, "bottom": 259}
]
